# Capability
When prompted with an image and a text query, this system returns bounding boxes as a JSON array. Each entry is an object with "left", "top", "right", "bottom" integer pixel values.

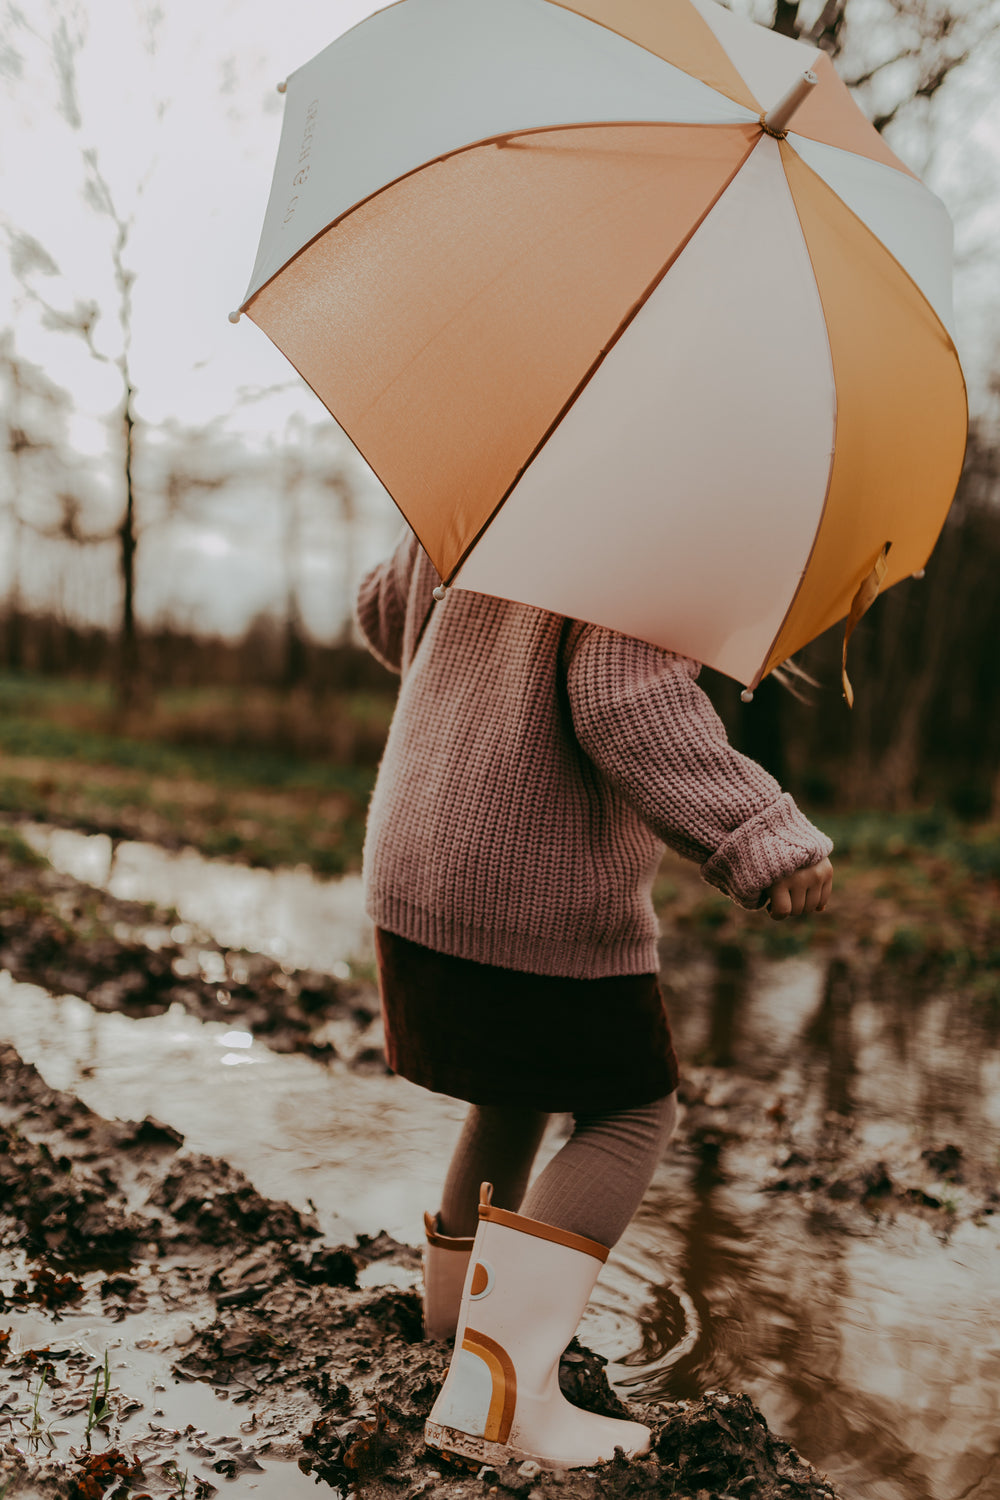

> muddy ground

[
  {"left": 3, "top": 835, "right": 993, "bottom": 1231},
  {"left": 2, "top": 837, "right": 996, "bottom": 1500},
  {"left": 0, "top": 830, "right": 384, "bottom": 1067},
  {"left": 0, "top": 1042, "right": 843, "bottom": 1500}
]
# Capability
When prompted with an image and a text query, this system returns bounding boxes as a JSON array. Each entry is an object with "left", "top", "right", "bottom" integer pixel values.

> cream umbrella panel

[{"left": 235, "top": 0, "right": 967, "bottom": 691}]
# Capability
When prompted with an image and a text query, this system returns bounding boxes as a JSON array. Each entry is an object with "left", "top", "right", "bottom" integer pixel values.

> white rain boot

[
  {"left": 423, "top": 1210, "right": 474, "bottom": 1342},
  {"left": 425, "top": 1184, "right": 650, "bottom": 1470}
]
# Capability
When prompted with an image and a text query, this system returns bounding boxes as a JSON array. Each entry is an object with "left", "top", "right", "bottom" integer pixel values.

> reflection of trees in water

[
  {"left": 864, "top": 963, "right": 997, "bottom": 1149},
  {"left": 702, "top": 943, "right": 747, "bottom": 1071},
  {"left": 630, "top": 944, "right": 1000, "bottom": 1494},
  {"left": 801, "top": 957, "right": 857, "bottom": 1117},
  {"left": 630, "top": 1140, "right": 946, "bottom": 1494}
]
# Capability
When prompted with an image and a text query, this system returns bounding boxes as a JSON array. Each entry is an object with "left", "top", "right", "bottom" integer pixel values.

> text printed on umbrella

[{"left": 284, "top": 99, "right": 320, "bottom": 224}]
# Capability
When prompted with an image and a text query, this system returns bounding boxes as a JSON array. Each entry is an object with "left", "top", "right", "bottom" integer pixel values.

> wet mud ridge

[
  {"left": 0, "top": 835, "right": 384, "bottom": 1066},
  {"left": 0, "top": 1044, "right": 841, "bottom": 1500}
]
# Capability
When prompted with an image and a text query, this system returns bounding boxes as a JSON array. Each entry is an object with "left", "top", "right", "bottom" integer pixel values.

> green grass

[
  {"left": 654, "top": 803, "right": 999, "bottom": 981},
  {"left": 819, "top": 809, "right": 1000, "bottom": 879},
  {"left": 0, "top": 822, "right": 48, "bottom": 867},
  {"left": 0, "top": 671, "right": 383, "bottom": 875},
  {"left": 0, "top": 681, "right": 373, "bottom": 797},
  {"left": 0, "top": 670, "right": 996, "bottom": 989}
]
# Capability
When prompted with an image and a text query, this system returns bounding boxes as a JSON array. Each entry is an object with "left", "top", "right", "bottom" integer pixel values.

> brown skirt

[{"left": 374, "top": 928, "right": 679, "bottom": 1113}]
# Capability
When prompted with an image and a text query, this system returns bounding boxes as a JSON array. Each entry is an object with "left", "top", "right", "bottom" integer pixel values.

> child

[{"left": 356, "top": 529, "right": 833, "bottom": 1472}]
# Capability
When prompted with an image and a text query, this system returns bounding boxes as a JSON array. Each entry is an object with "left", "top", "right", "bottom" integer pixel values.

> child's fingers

[
  {"left": 802, "top": 875, "right": 828, "bottom": 915},
  {"left": 769, "top": 861, "right": 833, "bottom": 920},
  {"left": 817, "top": 868, "right": 834, "bottom": 912}
]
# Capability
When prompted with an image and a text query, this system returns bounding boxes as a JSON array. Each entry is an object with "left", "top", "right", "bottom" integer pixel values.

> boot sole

[
  {"left": 426, "top": 1421, "right": 636, "bottom": 1471},
  {"left": 426, "top": 1421, "right": 541, "bottom": 1470}
]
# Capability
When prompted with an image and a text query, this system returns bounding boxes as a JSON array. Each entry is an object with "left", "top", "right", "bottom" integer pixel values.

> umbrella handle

[
  {"left": 841, "top": 543, "right": 892, "bottom": 708},
  {"left": 762, "top": 71, "right": 818, "bottom": 139}
]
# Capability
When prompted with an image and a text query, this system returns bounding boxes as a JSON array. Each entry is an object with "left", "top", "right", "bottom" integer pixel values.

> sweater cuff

[{"left": 700, "top": 793, "right": 833, "bottom": 911}]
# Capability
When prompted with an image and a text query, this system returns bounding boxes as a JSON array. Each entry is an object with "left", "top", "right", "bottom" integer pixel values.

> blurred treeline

[
  {"left": 1, "top": 0, "right": 998, "bottom": 822},
  {"left": 0, "top": 421, "right": 997, "bottom": 816}
]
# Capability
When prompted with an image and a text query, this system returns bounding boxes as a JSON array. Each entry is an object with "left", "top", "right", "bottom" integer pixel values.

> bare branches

[
  {"left": 757, "top": 0, "right": 1000, "bottom": 138},
  {"left": 771, "top": 0, "right": 801, "bottom": 39},
  {"left": 805, "top": 0, "right": 847, "bottom": 54},
  {"left": 2, "top": 1, "right": 154, "bottom": 708},
  {"left": 29, "top": 492, "right": 119, "bottom": 547},
  {"left": 8, "top": 230, "right": 59, "bottom": 280},
  {"left": 51, "top": 7, "right": 85, "bottom": 130}
]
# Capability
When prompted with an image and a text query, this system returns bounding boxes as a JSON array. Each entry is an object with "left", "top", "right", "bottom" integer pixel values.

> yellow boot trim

[{"left": 462, "top": 1329, "right": 517, "bottom": 1444}]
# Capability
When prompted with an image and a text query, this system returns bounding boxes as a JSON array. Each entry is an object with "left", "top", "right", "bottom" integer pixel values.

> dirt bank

[
  {"left": 3, "top": 827, "right": 996, "bottom": 1498},
  {"left": 0, "top": 827, "right": 384, "bottom": 1065},
  {"left": 0, "top": 1043, "right": 841, "bottom": 1500}
]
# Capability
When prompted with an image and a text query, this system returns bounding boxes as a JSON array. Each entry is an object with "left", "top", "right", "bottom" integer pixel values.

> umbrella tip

[
  {"left": 276, "top": 79, "right": 288, "bottom": 94},
  {"left": 762, "top": 69, "right": 818, "bottom": 138},
  {"left": 911, "top": 568, "right": 925, "bottom": 580},
  {"left": 740, "top": 689, "right": 754, "bottom": 704},
  {"left": 228, "top": 310, "right": 241, "bottom": 324},
  {"left": 432, "top": 584, "right": 448, "bottom": 602}
]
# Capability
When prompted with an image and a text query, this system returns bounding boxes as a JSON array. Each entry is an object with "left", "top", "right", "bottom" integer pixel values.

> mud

[
  {"left": 0, "top": 835, "right": 384, "bottom": 1065},
  {"left": 675, "top": 1066, "right": 1000, "bottom": 1235},
  {"left": 3, "top": 836, "right": 998, "bottom": 1498},
  {"left": 2, "top": 839, "right": 990, "bottom": 1244},
  {"left": 0, "top": 1043, "right": 841, "bottom": 1500}
]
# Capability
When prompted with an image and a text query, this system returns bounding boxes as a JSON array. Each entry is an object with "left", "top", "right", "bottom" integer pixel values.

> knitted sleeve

[
  {"left": 355, "top": 530, "right": 420, "bottom": 674},
  {"left": 566, "top": 625, "right": 833, "bottom": 910}
]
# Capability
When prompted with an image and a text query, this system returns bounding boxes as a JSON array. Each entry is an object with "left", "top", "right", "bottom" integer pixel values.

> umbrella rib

[
  {"left": 544, "top": 0, "right": 760, "bottom": 115},
  {"left": 750, "top": 137, "right": 967, "bottom": 687},
  {"left": 782, "top": 142, "right": 962, "bottom": 348},
  {"left": 348, "top": 126, "right": 758, "bottom": 427},
  {"left": 444, "top": 132, "right": 761, "bottom": 586},
  {"left": 242, "top": 119, "right": 746, "bottom": 315}
]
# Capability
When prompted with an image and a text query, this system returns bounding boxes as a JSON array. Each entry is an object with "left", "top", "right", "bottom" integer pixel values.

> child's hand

[{"left": 767, "top": 857, "right": 833, "bottom": 920}]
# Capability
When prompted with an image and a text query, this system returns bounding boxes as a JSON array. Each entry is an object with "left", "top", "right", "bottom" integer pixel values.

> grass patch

[
  {"left": 654, "top": 809, "right": 999, "bottom": 980},
  {"left": 0, "top": 694, "right": 375, "bottom": 796},
  {"left": 0, "top": 669, "right": 996, "bottom": 989},
  {"left": 0, "top": 822, "right": 48, "bottom": 868},
  {"left": 0, "top": 672, "right": 386, "bottom": 874},
  {"left": 819, "top": 809, "right": 1000, "bottom": 880}
]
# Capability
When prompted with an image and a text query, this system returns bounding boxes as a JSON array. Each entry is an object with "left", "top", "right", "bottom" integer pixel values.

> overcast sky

[
  {"left": 5, "top": 0, "right": 999, "bottom": 424},
  {"left": 0, "top": 0, "right": 405, "bottom": 632},
  {"left": 0, "top": 0, "right": 392, "bottom": 431}
]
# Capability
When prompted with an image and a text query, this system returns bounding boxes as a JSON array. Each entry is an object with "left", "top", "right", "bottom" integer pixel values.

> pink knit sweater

[{"left": 357, "top": 532, "right": 832, "bottom": 980}]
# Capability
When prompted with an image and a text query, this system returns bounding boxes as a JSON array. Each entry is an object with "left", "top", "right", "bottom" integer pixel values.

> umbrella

[{"left": 232, "top": 0, "right": 967, "bottom": 697}]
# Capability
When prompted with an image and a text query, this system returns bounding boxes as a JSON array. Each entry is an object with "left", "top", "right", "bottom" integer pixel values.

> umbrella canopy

[{"left": 236, "top": 0, "right": 967, "bottom": 690}]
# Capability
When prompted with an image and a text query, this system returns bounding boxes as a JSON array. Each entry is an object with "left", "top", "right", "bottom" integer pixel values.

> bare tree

[
  {"left": 2, "top": 0, "right": 165, "bottom": 710},
  {"left": 0, "top": 328, "right": 76, "bottom": 666},
  {"left": 736, "top": 0, "right": 1000, "bottom": 139}
]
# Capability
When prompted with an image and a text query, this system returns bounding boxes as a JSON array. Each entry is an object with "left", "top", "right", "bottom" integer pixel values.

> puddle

[
  {"left": 3, "top": 833, "right": 1000, "bottom": 1499},
  {"left": 19, "top": 822, "right": 373, "bottom": 975},
  {"left": 4, "top": 960, "right": 1000, "bottom": 1500},
  {"left": 3, "top": 1308, "right": 319, "bottom": 1498},
  {"left": 0, "top": 972, "right": 467, "bottom": 1244}
]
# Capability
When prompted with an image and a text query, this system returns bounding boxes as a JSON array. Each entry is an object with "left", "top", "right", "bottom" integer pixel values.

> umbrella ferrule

[{"left": 761, "top": 70, "right": 818, "bottom": 139}]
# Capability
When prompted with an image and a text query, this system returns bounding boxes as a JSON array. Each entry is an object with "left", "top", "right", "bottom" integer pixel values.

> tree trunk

[{"left": 116, "top": 386, "right": 139, "bottom": 711}]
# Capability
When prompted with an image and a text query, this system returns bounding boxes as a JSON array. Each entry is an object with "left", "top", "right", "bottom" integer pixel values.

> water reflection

[
  {"left": 2, "top": 894, "right": 1000, "bottom": 1496},
  {"left": 4, "top": 1310, "right": 324, "bottom": 1499},
  {"left": 802, "top": 957, "right": 857, "bottom": 1116},
  {"left": 19, "top": 822, "right": 373, "bottom": 974},
  {"left": 0, "top": 973, "right": 468, "bottom": 1241},
  {"left": 702, "top": 942, "right": 745, "bottom": 1069}
]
